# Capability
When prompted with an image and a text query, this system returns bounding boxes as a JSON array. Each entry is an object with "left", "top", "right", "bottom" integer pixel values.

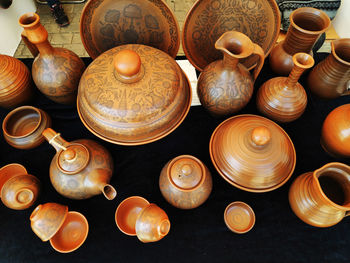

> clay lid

[
  {"left": 210, "top": 114, "right": 296, "bottom": 192},
  {"left": 224, "top": 201, "right": 255, "bottom": 234},
  {"left": 77, "top": 44, "right": 191, "bottom": 145},
  {"left": 57, "top": 144, "right": 89, "bottom": 174}
]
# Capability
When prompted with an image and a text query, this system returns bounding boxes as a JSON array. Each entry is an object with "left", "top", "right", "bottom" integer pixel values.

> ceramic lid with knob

[
  {"left": 77, "top": 44, "right": 192, "bottom": 146},
  {"left": 209, "top": 114, "right": 296, "bottom": 192},
  {"left": 57, "top": 144, "right": 90, "bottom": 174}
]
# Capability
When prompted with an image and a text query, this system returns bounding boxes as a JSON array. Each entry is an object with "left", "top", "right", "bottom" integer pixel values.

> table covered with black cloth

[{"left": 0, "top": 53, "right": 349, "bottom": 263}]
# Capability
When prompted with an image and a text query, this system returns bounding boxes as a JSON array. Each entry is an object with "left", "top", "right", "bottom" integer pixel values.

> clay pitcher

[
  {"left": 197, "top": 31, "right": 264, "bottom": 117},
  {"left": 19, "top": 12, "right": 85, "bottom": 104},
  {"left": 308, "top": 38, "right": 350, "bottom": 99},
  {"left": 289, "top": 162, "right": 350, "bottom": 227}
]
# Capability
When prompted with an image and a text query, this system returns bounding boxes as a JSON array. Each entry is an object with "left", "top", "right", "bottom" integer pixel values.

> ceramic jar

[
  {"left": 159, "top": 155, "right": 212, "bottom": 209},
  {"left": 197, "top": 31, "right": 264, "bottom": 117}
]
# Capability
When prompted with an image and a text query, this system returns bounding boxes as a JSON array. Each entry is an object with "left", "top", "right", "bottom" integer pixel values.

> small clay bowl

[
  {"left": 49, "top": 211, "right": 89, "bottom": 253},
  {"left": 2, "top": 105, "right": 51, "bottom": 149},
  {"left": 0, "top": 163, "right": 27, "bottom": 192},
  {"left": 115, "top": 196, "right": 150, "bottom": 236},
  {"left": 224, "top": 201, "right": 255, "bottom": 234}
]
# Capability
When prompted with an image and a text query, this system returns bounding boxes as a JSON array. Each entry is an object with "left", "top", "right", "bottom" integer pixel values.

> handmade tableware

[
  {"left": 0, "top": 163, "right": 27, "bottom": 191},
  {"left": 224, "top": 201, "right": 255, "bottom": 234}
]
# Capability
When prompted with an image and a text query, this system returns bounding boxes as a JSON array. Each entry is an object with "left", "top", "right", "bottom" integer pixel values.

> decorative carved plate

[
  {"left": 80, "top": 0, "right": 180, "bottom": 59},
  {"left": 182, "top": 0, "right": 280, "bottom": 71}
]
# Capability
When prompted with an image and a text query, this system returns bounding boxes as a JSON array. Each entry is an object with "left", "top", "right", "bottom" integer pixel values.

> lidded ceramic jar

[
  {"left": 210, "top": 115, "right": 296, "bottom": 192},
  {"left": 77, "top": 45, "right": 192, "bottom": 145},
  {"left": 159, "top": 155, "right": 212, "bottom": 209}
]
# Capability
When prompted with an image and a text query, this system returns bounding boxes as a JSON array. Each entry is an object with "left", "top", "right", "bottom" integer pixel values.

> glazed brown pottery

[
  {"left": 0, "top": 163, "right": 27, "bottom": 191},
  {"left": 257, "top": 53, "right": 314, "bottom": 123},
  {"left": 42, "top": 128, "right": 116, "bottom": 200},
  {"left": 2, "top": 105, "right": 51, "bottom": 149},
  {"left": 224, "top": 201, "right": 255, "bottom": 234},
  {"left": 80, "top": 0, "right": 180, "bottom": 59},
  {"left": 182, "top": 0, "right": 280, "bottom": 71},
  {"left": 135, "top": 204, "right": 170, "bottom": 243},
  {"left": 19, "top": 13, "right": 85, "bottom": 104},
  {"left": 321, "top": 104, "right": 350, "bottom": 158},
  {"left": 0, "top": 54, "right": 33, "bottom": 108},
  {"left": 159, "top": 155, "right": 212, "bottom": 209},
  {"left": 269, "top": 7, "right": 330, "bottom": 76},
  {"left": 289, "top": 162, "right": 350, "bottom": 227},
  {"left": 77, "top": 45, "right": 191, "bottom": 145},
  {"left": 197, "top": 31, "right": 264, "bottom": 116},
  {"left": 308, "top": 38, "right": 350, "bottom": 99},
  {"left": 115, "top": 196, "right": 150, "bottom": 236},
  {"left": 210, "top": 114, "right": 296, "bottom": 192}
]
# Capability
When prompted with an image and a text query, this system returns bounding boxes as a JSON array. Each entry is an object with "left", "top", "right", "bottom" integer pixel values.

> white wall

[
  {"left": 333, "top": 0, "right": 350, "bottom": 38},
  {"left": 0, "top": 0, "right": 36, "bottom": 56}
]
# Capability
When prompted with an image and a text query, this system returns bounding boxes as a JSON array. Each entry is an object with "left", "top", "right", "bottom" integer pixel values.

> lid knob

[
  {"left": 63, "top": 148, "right": 76, "bottom": 161},
  {"left": 181, "top": 164, "right": 193, "bottom": 176},
  {"left": 114, "top": 50, "right": 141, "bottom": 78},
  {"left": 251, "top": 126, "right": 271, "bottom": 146}
]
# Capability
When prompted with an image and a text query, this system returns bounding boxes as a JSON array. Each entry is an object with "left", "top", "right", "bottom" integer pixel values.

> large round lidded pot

[
  {"left": 77, "top": 44, "right": 192, "bottom": 145},
  {"left": 209, "top": 115, "right": 296, "bottom": 192}
]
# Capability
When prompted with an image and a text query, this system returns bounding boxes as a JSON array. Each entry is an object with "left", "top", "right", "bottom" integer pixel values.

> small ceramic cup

[{"left": 224, "top": 201, "right": 255, "bottom": 234}]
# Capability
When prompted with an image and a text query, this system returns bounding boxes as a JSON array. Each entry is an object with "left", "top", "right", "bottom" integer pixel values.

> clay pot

[
  {"left": 289, "top": 162, "right": 350, "bottom": 227},
  {"left": 197, "top": 31, "right": 264, "bottom": 117},
  {"left": 77, "top": 46, "right": 192, "bottom": 145},
  {"left": 269, "top": 7, "right": 330, "bottom": 76},
  {"left": 2, "top": 106, "right": 51, "bottom": 149},
  {"left": 224, "top": 201, "right": 255, "bottom": 234},
  {"left": 0, "top": 54, "right": 33, "bottom": 108},
  {"left": 321, "top": 104, "right": 350, "bottom": 158},
  {"left": 0, "top": 0, "right": 12, "bottom": 9},
  {"left": 19, "top": 13, "right": 85, "bottom": 104},
  {"left": 159, "top": 155, "right": 212, "bottom": 209},
  {"left": 210, "top": 114, "right": 296, "bottom": 192},
  {"left": 308, "top": 38, "right": 350, "bottom": 99},
  {"left": 0, "top": 163, "right": 40, "bottom": 210},
  {"left": 30, "top": 203, "right": 88, "bottom": 253},
  {"left": 257, "top": 53, "right": 314, "bottom": 123},
  {"left": 42, "top": 128, "right": 116, "bottom": 200}
]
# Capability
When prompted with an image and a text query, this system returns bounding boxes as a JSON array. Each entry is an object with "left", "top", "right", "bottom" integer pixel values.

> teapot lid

[{"left": 57, "top": 144, "right": 90, "bottom": 174}]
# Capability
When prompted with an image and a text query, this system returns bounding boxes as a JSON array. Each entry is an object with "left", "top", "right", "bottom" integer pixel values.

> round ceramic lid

[
  {"left": 210, "top": 115, "right": 296, "bottom": 192},
  {"left": 57, "top": 144, "right": 90, "bottom": 174}
]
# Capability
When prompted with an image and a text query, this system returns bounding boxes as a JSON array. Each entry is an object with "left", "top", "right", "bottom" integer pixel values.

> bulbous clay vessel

[
  {"left": 19, "top": 13, "right": 85, "bottom": 104},
  {"left": 257, "top": 53, "right": 314, "bottom": 123},
  {"left": 197, "top": 31, "right": 264, "bottom": 117},
  {"left": 308, "top": 38, "right": 350, "bottom": 99},
  {"left": 42, "top": 128, "right": 116, "bottom": 200},
  {"left": 159, "top": 155, "right": 212, "bottom": 209},
  {"left": 289, "top": 162, "right": 350, "bottom": 227},
  {"left": 0, "top": 54, "right": 33, "bottom": 108},
  {"left": 269, "top": 7, "right": 330, "bottom": 76}
]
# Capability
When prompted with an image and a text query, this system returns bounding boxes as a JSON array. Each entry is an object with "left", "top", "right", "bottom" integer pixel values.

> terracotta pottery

[
  {"left": 80, "top": 0, "right": 180, "bottom": 59},
  {"left": 269, "top": 7, "right": 330, "bottom": 76},
  {"left": 19, "top": 13, "right": 85, "bottom": 104},
  {"left": 197, "top": 31, "right": 264, "bottom": 117},
  {"left": 135, "top": 204, "right": 170, "bottom": 243},
  {"left": 42, "top": 128, "right": 116, "bottom": 200},
  {"left": 2, "top": 105, "right": 51, "bottom": 149},
  {"left": 159, "top": 155, "right": 212, "bottom": 209},
  {"left": 0, "top": 54, "right": 33, "bottom": 108},
  {"left": 307, "top": 38, "right": 350, "bottom": 99},
  {"left": 321, "top": 104, "right": 350, "bottom": 158},
  {"left": 210, "top": 114, "right": 296, "bottom": 192},
  {"left": 77, "top": 45, "right": 192, "bottom": 145},
  {"left": 182, "top": 0, "right": 280, "bottom": 71},
  {"left": 289, "top": 162, "right": 350, "bottom": 227},
  {"left": 115, "top": 196, "right": 150, "bottom": 236},
  {"left": 257, "top": 52, "right": 314, "bottom": 123},
  {"left": 0, "top": 163, "right": 27, "bottom": 191},
  {"left": 224, "top": 201, "right": 255, "bottom": 234}
]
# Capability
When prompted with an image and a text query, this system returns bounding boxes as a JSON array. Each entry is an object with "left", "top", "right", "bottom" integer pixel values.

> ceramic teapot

[{"left": 42, "top": 128, "right": 116, "bottom": 200}]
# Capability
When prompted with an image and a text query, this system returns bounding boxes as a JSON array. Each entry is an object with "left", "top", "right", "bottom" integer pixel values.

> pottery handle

[
  {"left": 341, "top": 80, "right": 350, "bottom": 96},
  {"left": 251, "top": 44, "right": 265, "bottom": 81},
  {"left": 21, "top": 31, "right": 39, "bottom": 57},
  {"left": 345, "top": 211, "right": 350, "bottom": 217},
  {"left": 42, "top": 128, "right": 69, "bottom": 152}
]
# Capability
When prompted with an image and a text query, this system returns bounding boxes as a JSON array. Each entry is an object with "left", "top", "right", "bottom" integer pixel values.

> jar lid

[{"left": 57, "top": 144, "right": 90, "bottom": 174}]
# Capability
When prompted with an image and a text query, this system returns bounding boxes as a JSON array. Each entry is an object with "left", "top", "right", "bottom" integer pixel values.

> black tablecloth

[{"left": 0, "top": 54, "right": 349, "bottom": 263}]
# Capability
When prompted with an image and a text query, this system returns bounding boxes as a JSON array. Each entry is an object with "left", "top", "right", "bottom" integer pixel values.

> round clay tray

[{"left": 224, "top": 201, "right": 255, "bottom": 234}]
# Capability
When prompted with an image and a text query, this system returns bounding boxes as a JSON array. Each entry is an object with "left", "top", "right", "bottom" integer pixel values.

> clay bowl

[
  {"left": 2, "top": 105, "right": 51, "bottom": 149},
  {"left": 115, "top": 196, "right": 150, "bottom": 236},
  {"left": 224, "top": 201, "right": 255, "bottom": 234},
  {"left": 0, "top": 163, "right": 27, "bottom": 192}
]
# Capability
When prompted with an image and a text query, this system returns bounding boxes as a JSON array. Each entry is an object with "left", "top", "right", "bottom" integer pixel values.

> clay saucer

[
  {"left": 0, "top": 163, "right": 27, "bottom": 193},
  {"left": 224, "top": 201, "right": 255, "bottom": 234}
]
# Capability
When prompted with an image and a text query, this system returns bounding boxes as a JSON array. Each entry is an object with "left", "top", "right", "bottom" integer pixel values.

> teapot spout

[{"left": 101, "top": 184, "right": 117, "bottom": 200}]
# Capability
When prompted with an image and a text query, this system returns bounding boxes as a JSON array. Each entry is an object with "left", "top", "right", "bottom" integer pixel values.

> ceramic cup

[{"left": 224, "top": 201, "right": 255, "bottom": 234}]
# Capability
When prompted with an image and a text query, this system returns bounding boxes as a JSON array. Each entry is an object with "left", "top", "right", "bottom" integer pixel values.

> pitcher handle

[
  {"left": 21, "top": 31, "right": 39, "bottom": 57},
  {"left": 251, "top": 43, "right": 265, "bottom": 81}
]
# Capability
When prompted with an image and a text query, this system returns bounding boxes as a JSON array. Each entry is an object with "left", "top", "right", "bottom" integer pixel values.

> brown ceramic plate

[
  {"left": 80, "top": 0, "right": 180, "bottom": 59},
  {"left": 182, "top": 0, "right": 280, "bottom": 71}
]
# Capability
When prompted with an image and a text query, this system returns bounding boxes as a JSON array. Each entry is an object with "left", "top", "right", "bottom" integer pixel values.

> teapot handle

[
  {"left": 21, "top": 31, "right": 39, "bottom": 57},
  {"left": 341, "top": 80, "right": 350, "bottom": 96},
  {"left": 42, "top": 128, "right": 69, "bottom": 152},
  {"left": 345, "top": 211, "right": 350, "bottom": 217},
  {"left": 251, "top": 43, "right": 265, "bottom": 81}
]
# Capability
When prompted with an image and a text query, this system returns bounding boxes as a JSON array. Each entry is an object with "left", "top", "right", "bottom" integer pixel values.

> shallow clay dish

[
  {"left": 224, "top": 201, "right": 255, "bottom": 234},
  {"left": 80, "top": 0, "right": 180, "bottom": 59},
  {"left": 182, "top": 0, "right": 280, "bottom": 71},
  {"left": 0, "top": 163, "right": 27, "bottom": 192}
]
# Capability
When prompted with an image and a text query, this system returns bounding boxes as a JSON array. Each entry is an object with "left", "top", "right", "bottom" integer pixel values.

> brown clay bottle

[{"left": 19, "top": 12, "right": 85, "bottom": 104}]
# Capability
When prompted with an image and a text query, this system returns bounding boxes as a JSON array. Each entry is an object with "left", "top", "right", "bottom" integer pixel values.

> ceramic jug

[
  {"left": 197, "top": 31, "right": 264, "bottom": 117},
  {"left": 289, "top": 162, "right": 350, "bottom": 227},
  {"left": 42, "top": 128, "right": 116, "bottom": 200}
]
